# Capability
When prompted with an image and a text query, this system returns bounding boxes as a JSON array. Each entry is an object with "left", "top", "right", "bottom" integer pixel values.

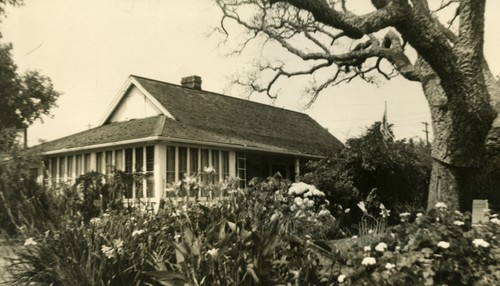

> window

[
  {"left": 146, "top": 146, "right": 155, "bottom": 198},
  {"left": 212, "top": 150, "right": 220, "bottom": 182},
  {"left": 146, "top": 146, "right": 154, "bottom": 172},
  {"left": 59, "top": 157, "right": 66, "bottom": 182},
  {"left": 179, "top": 147, "right": 187, "bottom": 180},
  {"left": 66, "top": 156, "right": 73, "bottom": 181},
  {"left": 105, "top": 151, "right": 113, "bottom": 174},
  {"left": 96, "top": 152, "right": 103, "bottom": 173},
  {"left": 237, "top": 152, "right": 247, "bottom": 189},
  {"left": 124, "top": 148, "right": 133, "bottom": 198},
  {"left": 84, "top": 153, "right": 91, "bottom": 173},
  {"left": 50, "top": 157, "right": 57, "bottom": 185},
  {"left": 221, "top": 151, "right": 229, "bottom": 180},
  {"left": 189, "top": 148, "right": 198, "bottom": 175},
  {"left": 135, "top": 147, "right": 144, "bottom": 172},
  {"left": 201, "top": 149, "right": 209, "bottom": 184},
  {"left": 115, "top": 150, "right": 123, "bottom": 170},
  {"left": 166, "top": 146, "right": 176, "bottom": 184},
  {"left": 166, "top": 145, "right": 233, "bottom": 188},
  {"left": 125, "top": 148, "right": 133, "bottom": 173},
  {"left": 75, "top": 154, "right": 82, "bottom": 176}
]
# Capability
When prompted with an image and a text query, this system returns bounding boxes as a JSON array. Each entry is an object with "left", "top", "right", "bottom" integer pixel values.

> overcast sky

[{"left": 2, "top": 0, "right": 500, "bottom": 145}]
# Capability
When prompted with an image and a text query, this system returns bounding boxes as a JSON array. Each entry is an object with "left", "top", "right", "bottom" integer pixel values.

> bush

[
  {"left": 6, "top": 175, "right": 339, "bottom": 285},
  {"left": 327, "top": 203, "right": 500, "bottom": 285}
]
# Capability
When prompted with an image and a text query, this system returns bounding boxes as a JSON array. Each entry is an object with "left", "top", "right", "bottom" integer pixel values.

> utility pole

[{"left": 422, "top": 121, "right": 430, "bottom": 145}]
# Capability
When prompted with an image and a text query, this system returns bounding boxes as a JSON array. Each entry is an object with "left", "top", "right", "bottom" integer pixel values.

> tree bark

[{"left": 418, "top": 58, "right": 498, "bottom": 211}]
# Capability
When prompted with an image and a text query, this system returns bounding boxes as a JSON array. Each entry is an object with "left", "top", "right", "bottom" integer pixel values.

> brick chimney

[{"left": 181, "top": 75, "right": 202, "bottom": 90}]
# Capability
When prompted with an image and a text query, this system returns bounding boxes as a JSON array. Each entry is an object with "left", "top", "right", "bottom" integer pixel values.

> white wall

[{"left": 108, "top": 85, "right": 162, "bottom": 122}]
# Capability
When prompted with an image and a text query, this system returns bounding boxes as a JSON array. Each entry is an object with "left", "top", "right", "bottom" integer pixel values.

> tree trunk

[{"left": 419, "top": 59, "right": 498, "bottom": 211}]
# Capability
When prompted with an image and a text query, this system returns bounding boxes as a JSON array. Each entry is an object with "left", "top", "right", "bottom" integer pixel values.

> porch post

[{"left": 155, "top": 143, "right": 166, "bottom": 204}]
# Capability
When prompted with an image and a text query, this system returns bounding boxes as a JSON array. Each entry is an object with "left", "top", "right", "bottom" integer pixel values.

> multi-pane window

[
  {"left": 50, "top": 157, "right": 57, "bottom": 185},
  {"left": 221, "top": 151, "right": 229, "bottom": 180},
  {"left": 66, "top": 156, "right": 73, "bottom": 181},
  {"left": 200, "top": 149, "right": 209, "bottom": 184},
  {"left": 84, "top": 153, "right": 91, "bottom": 173},
  {"left": 212, "top": 150, "right": 220, "bottom": 182},
  {"left": 58, "top": 157, "right": 66, "bottom": 182},
  {"left": 146, "top": 146, "right": 155, "bottom": 198},
  {"left": 190, "top": 148, "right": 198, "bottom": 175},
  {"left": 75, "top": 154, "right": 82, "bottom": 176},
  {"left": 96, "top": 152, "right": 103, "bottom": 173},
  {"left": 166, "top": 145, "right": 231, "bottom": 187},
  {"left": 115, "top": 150, "right": 123, "bottom": 170},
  {"left": 105, "top": 151, "right": 113, "bottom": 174},
  {"left": 178, "top": 147, "right": 187, "bottom": 180},
  {"left": 135, "top": 147, "right": 144, "bottom": 172},
  {"left": 166, "top": 146, "right": 176, "bottom": 184},
  {"left": 125, "top": 148, "right": 133, "bottom": 173}
]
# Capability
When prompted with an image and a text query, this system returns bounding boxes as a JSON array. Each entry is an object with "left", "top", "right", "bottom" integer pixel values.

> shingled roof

[{"left": 31, "top": 75, "right": 343, "bottom": 157}]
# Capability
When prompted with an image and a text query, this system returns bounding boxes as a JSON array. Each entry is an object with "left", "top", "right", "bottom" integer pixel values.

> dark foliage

[{"left": 302, "top": 122, "right": 432, "bottom": 221}]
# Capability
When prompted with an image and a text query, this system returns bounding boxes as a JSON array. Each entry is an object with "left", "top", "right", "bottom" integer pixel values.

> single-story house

[{"left": 29, "top": 75, "right": 342, "bottom": 207}]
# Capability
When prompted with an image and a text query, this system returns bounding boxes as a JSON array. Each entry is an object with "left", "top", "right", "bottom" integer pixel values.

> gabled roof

[{"left": 32, "top": 75, "right": 343, "bottom": 157}]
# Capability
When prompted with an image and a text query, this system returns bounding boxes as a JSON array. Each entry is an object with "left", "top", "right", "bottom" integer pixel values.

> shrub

[{"left": 327, "top": 203, "right": 500, "bottom": 285}]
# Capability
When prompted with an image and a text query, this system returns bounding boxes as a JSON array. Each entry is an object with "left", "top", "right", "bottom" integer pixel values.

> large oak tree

[{"left": 215, "top": 0, "right": 499, "bottom": 211}]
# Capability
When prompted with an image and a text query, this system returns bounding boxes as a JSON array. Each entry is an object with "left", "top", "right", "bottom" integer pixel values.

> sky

[{"left": 2, "top": 0, "right": 499, "bottom": 146}]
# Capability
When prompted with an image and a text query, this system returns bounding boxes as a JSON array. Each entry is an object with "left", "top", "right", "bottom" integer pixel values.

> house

[{"left": 30, "top": 75, "right": 343, "bottom": 207}]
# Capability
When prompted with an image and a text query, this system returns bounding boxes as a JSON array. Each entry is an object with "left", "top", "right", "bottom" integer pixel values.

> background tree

[
  {"left": 0, "top": 43, "right": 59, "bottom": 149},
  {"left": 302, "top": 122, "right": 431, "bottom": 227},
  {"left": 215, "top": 0, "right": 499, "bottom": 210}
]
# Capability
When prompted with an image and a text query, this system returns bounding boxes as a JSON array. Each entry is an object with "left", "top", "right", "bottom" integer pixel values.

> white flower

[
  {"left": 294, "top": 197, "right": 304, "bottom": 208},
  {"left": 385, "top": 263, "right": 396, "bottom": 270},
  {"left": 90, "top": 217, "right": 101, "bottom": 224},
  {"left": 357, "top": 201, "right": 367, "bottom": 213},
  {"left": 338, "top": 274, "right": 346, "bottom": 283},
  {"left": 490, "top": 218, "right": 500, "bottom": 226},
  {"left": 399, "top": 212, "right": 411, "bottom": 217},
  {"left": 318, "top": 209, "right": 331, "bottom": 217},
  {"left": 435, "top": 202, "right": 447, "bottom": 209},
  {"left": 395, "top": 246, "right": 401, "bottom": 252},
  {"left": 207, "top": 248, "right": 219, "bottom": 259},
  {"left": 416, "top": 213, "right": 423, "bottom": 217},
  {"left": 453, "top": 220, "right": 465, "bottom": 226},
  {"left": 351, "top": 235, "right": 358, "bottom": 239},
  {"left": 454, "top": 210, "right": 462, "bottom": 215},
  {"left": 344, "top": 208, "right": 351, "bottom": 214},
  {"left": 368, "top": 229, "right": 374, "bottom": 234},
  {"left": 472, "top": 238, "right": 490, "bottom": 248},
  {"left": 132, "top": 229, "right": 145, "bottom": 237},
  {"left": 24, "top": 237, "right": 37, "bottom": 246},
  {"left": 437, "top": 241, "right": 450, "bottom": 249},
  {"left": 203, "top": 166, "right": 215, "bottom": 173},
  {"left": 288, "top": 182, "right": 310, "bottom": 195},
  {"left": 361, "top": 257, "right": 376, "bottom": 266},
  {"left": 364, "top": 246, "right": 371, "bottom": 252},
  {"left": 375, "top": 242, "right": 388, "bottom": 252},
  {"left": 113, "top": 239, "right": 124, "bottom": 254},
  {"left": 101, "top": 245, "right": 115, "bottom": 259}
]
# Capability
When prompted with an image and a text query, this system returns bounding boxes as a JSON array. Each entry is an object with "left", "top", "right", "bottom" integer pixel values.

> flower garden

[{"left": 1, "top": 170, "right": 499, "bottom": 286}]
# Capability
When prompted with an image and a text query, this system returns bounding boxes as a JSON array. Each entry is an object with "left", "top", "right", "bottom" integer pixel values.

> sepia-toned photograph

[{"left": 1, "top": 1, "right": 499, "bottom": 285}]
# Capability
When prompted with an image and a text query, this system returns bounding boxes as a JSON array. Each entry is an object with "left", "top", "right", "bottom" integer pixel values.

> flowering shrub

[
  {"left": 6, "top": 167, "right": 500, "bottom": 286},
  {"left": 328, "top": 203, "right": 500, "bottom": 285}
]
